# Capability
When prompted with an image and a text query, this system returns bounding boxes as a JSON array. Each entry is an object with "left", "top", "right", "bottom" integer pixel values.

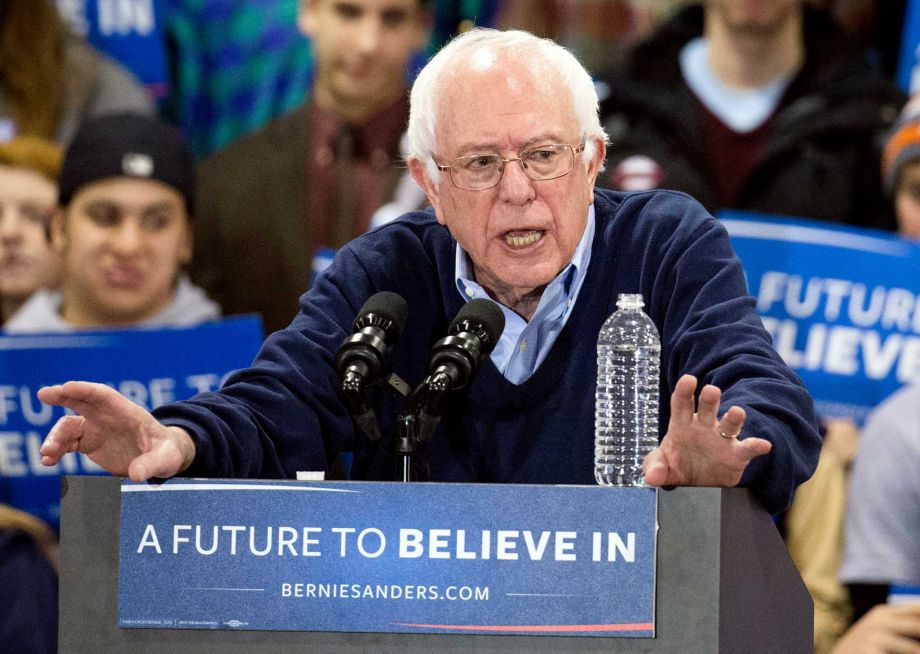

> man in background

[
  {"left": 5, "top": 113, "right": 220, "bottom": 332},
  {"left": 194, "top": 0, "right": 431, "bottom": 333},
  {"left": 599, "top": 0, "right": 904, "bottom": 229},
  {"left": 834, "top": 382, "right": 920, "bottom": 653}
]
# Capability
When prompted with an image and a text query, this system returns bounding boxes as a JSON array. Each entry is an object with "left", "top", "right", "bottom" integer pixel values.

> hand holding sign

[
  {"left": 643, "top": 374, "right": 772, "bottom": 488},
  {"left": 38, "top": 381, "right": 195, "bottom": 482}
]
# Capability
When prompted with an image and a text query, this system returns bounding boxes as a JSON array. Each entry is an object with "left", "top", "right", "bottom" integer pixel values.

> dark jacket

[
  {"left": 599, "top": 5, "right": 905, "bottom": 230},
  {"left": 193, "top": 105, "right": 313, "bottom": 335},
  {"left": 0, "top": 512, "right": 58, "bottom": 654}
]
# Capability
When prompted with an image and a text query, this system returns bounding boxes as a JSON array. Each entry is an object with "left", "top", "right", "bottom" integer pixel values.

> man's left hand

[{"left": 643, "top": 374, "right": 772, "bottom": 488}]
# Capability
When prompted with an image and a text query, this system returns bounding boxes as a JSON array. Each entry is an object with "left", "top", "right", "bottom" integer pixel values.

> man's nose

[
  {"left": 354, "top": 18, "right": 383, "bottom": 54},
  {"left": 110, "top": 221, "right": 144, "bottom": 254},
  {"left": 497, "top": 158, "right": 536, "bottom": 204},
  {"left": 0, "top": 208, "right": 24, "bottom": 242}
]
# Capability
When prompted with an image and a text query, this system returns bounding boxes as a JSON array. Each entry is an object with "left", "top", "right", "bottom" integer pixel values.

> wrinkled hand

[
  {"left": 831, "top": 603, "right": 920, "bottom": 654},
  {"left": 38, "top": 381, "right": 196, "bottom": 482},
  {"left": 643, "top": 374, "right": 772, "bottom": 488}
]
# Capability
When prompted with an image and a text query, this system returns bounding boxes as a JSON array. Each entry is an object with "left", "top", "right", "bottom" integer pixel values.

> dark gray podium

[{"left": 59, "top": 476, "right": 811, "bottom": 653}]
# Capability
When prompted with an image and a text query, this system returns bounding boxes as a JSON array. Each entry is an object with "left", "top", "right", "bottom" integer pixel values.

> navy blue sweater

[{"left": 156, "top": 189, "right": 821, "bottom": 513}]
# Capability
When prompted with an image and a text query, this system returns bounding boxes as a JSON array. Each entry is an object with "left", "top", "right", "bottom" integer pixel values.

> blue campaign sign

[
  {"left": 0, "top": 316, "right": 263, "bottom": 530},
  {"left": 55, "top": 0, "right": 169, "bottom": 99},
  {"left": 720, "top": 211, "right": 920, "bottom": 424},
  {"left": 118, "top": 479, "right": 657, "bottom": 637},
  {"left": 898, "top": 0, "right": 920, "bottom": 92}
]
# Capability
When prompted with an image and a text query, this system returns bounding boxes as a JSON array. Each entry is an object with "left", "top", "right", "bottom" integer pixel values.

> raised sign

[
  {"left": 722, "top": 211, "right": 920, "bottom": 424},
  {"left": 0, "top": 316, "right": 263, "bottom": 529}
]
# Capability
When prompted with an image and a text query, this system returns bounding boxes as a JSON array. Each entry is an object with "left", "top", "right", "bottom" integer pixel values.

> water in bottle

[{"left": 595, "top": 293, "right": 661, "bottom": 486}]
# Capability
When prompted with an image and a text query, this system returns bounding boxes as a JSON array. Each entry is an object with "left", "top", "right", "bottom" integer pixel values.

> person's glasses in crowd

[{"left": 437, "top": 142, "right": 586, "bottom": 191}]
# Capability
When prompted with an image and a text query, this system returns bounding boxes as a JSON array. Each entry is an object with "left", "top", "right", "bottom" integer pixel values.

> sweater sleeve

[
  {"left": 647, "top": 192, "right": 822, "bottom": 513},
  {"left": 152, "top": 241, "right": 380, "bottom": 479}
]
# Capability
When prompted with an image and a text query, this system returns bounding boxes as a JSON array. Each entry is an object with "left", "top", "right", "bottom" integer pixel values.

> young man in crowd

[
  {"left": 599, "top": 0, "right": 904, "bottom": 230},
  {"left": 193, "top": 0, "right": 432, "bottom": 333},
  {"left": 833, "top": 378, "right": 920, "bottom": 653},
  {"left": 5, "top": 113, "right": 219, "bottom": 332}
]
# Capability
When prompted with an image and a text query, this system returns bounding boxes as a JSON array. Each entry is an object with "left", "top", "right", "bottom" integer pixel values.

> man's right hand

[{"left": 38, "top": 381, "right": 196, "bottom": 482}]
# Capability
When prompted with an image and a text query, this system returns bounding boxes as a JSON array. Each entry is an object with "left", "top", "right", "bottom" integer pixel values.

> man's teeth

[{"left": 505, "top": 231, "right": 542, "bottom": 247}]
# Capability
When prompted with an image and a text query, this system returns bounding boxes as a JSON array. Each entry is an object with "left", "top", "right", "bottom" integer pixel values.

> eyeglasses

[{"left": 436, "top": 142, "right": 586, "bottom": 191}]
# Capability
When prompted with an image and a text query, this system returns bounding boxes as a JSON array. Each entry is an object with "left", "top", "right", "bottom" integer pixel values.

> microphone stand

[
  {"left": 393, "top": 371, "right": 449, "bottom": 482},
  {"left": 394, "top": 413, "right": 419, "bottom": 482},
  {"left": 386, "top": 298, "right": 503, "bottom": 482}
]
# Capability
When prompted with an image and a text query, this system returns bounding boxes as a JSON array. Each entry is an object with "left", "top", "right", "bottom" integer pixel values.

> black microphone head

[
  {"left": 449, "top": 299, "right": 505, "bottom": 354},
  {"left": 355, "top": 291, "right": 408, "bottom": 337}
]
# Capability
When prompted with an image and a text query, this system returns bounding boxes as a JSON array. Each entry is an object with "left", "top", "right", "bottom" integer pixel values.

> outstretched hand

[
  {"left": 643, "top": 374, "right": 772, "bottom": 488},
  {"left": 831, "top": 603, "right": 920, "bottom": 654},
  {"left": 38, "top": 381, "right": 196, "bottom": 482}
]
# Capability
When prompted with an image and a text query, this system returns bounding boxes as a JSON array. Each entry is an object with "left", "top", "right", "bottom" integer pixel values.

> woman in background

[{"left": 0, "top": 0, "right": 153, "bottom": 144}]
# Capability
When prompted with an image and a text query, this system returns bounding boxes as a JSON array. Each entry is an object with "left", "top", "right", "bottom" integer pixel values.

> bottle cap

[{"left": 616, "top": 293, "right": 644, "bottom": 310}]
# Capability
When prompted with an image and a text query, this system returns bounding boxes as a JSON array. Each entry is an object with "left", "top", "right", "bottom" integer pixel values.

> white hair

[{"left": 407, "top": 28, "right": 609, "bottom": 180}]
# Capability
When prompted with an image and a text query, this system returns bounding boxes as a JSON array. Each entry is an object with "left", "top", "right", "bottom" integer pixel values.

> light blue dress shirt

[{"left": 454, "top": 206, "right": 596, "bottom": 384}]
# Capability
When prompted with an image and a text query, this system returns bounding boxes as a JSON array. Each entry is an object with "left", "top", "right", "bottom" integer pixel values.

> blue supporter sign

[
  {"left": 721, "top": 211, "right": 920, "bottom": 424},
  {"left": 898, "top": 0, "right": 920, "bottom": 92},
  {"left": 0, "top": 317, "right": 263, "bottom": 530},
  {"left": 118, "top": 479, "right": 657, "bottom": 637},
  {"left": 55, "top": 0, "right": 169, "bottom": 100}
]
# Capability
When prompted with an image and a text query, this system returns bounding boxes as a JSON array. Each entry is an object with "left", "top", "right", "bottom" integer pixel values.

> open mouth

[{"left": 503, "top": 230, "right": 544, "bottom": 248}]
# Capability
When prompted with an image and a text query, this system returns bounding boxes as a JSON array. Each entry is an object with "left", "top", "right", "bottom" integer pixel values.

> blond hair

[{"left": 0, "top": 135, "right": 64, "bottom": 182}]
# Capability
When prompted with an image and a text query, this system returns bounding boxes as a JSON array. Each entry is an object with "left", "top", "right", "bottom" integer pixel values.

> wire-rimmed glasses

[{"left": 436, "top": 142, "right": 586, "bottom": 191}]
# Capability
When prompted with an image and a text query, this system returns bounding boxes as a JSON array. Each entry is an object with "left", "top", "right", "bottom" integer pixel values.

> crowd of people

[{"left": 2, "top": 1, "right": 919, "bottom": 653}]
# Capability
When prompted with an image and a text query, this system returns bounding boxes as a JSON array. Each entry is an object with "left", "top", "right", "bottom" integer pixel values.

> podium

[{"left": 58, "top": 476, "right": 812, "bottom": 653}]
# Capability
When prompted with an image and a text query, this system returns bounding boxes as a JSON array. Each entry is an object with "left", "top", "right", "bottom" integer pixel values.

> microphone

[
  {"left": 428, "top": 298, "right": 505, "bottom": 390},
  {"left": 412, "top": 298, "right": 505, "bottom": 442},
  {"left": 335, "top": 291, "right": 408, "bottom": 440}
]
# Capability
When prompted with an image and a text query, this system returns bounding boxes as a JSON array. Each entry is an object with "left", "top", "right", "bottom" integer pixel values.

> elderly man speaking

[{"left": 38, "top": 29, "right": 820, "bottom": 514}]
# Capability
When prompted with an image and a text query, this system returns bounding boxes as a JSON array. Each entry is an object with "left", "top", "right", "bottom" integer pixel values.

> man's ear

[
  {"left": 586, "top": 137, "right": 607, "bottom": 187},
  {"left": 408, "top": 158, "right": 446, "bottom": 225},
  {"left": 297, "top": 0, "right": 319, "bottom": 38},
  {"left": 49, "top": 207, "right": 67, "bottom": 254},
  {"left": 179, "top": 220, "right": 193, "bottom": 266}
]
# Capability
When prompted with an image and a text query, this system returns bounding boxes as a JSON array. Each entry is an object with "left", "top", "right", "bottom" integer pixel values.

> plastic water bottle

[{"left": 595, "top": 293, "right": 661, "bottom": 486}]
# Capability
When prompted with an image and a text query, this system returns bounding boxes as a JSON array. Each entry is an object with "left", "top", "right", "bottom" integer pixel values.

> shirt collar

[{"left": 309, "top": 95, "right": 409, "bottom": 167}]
